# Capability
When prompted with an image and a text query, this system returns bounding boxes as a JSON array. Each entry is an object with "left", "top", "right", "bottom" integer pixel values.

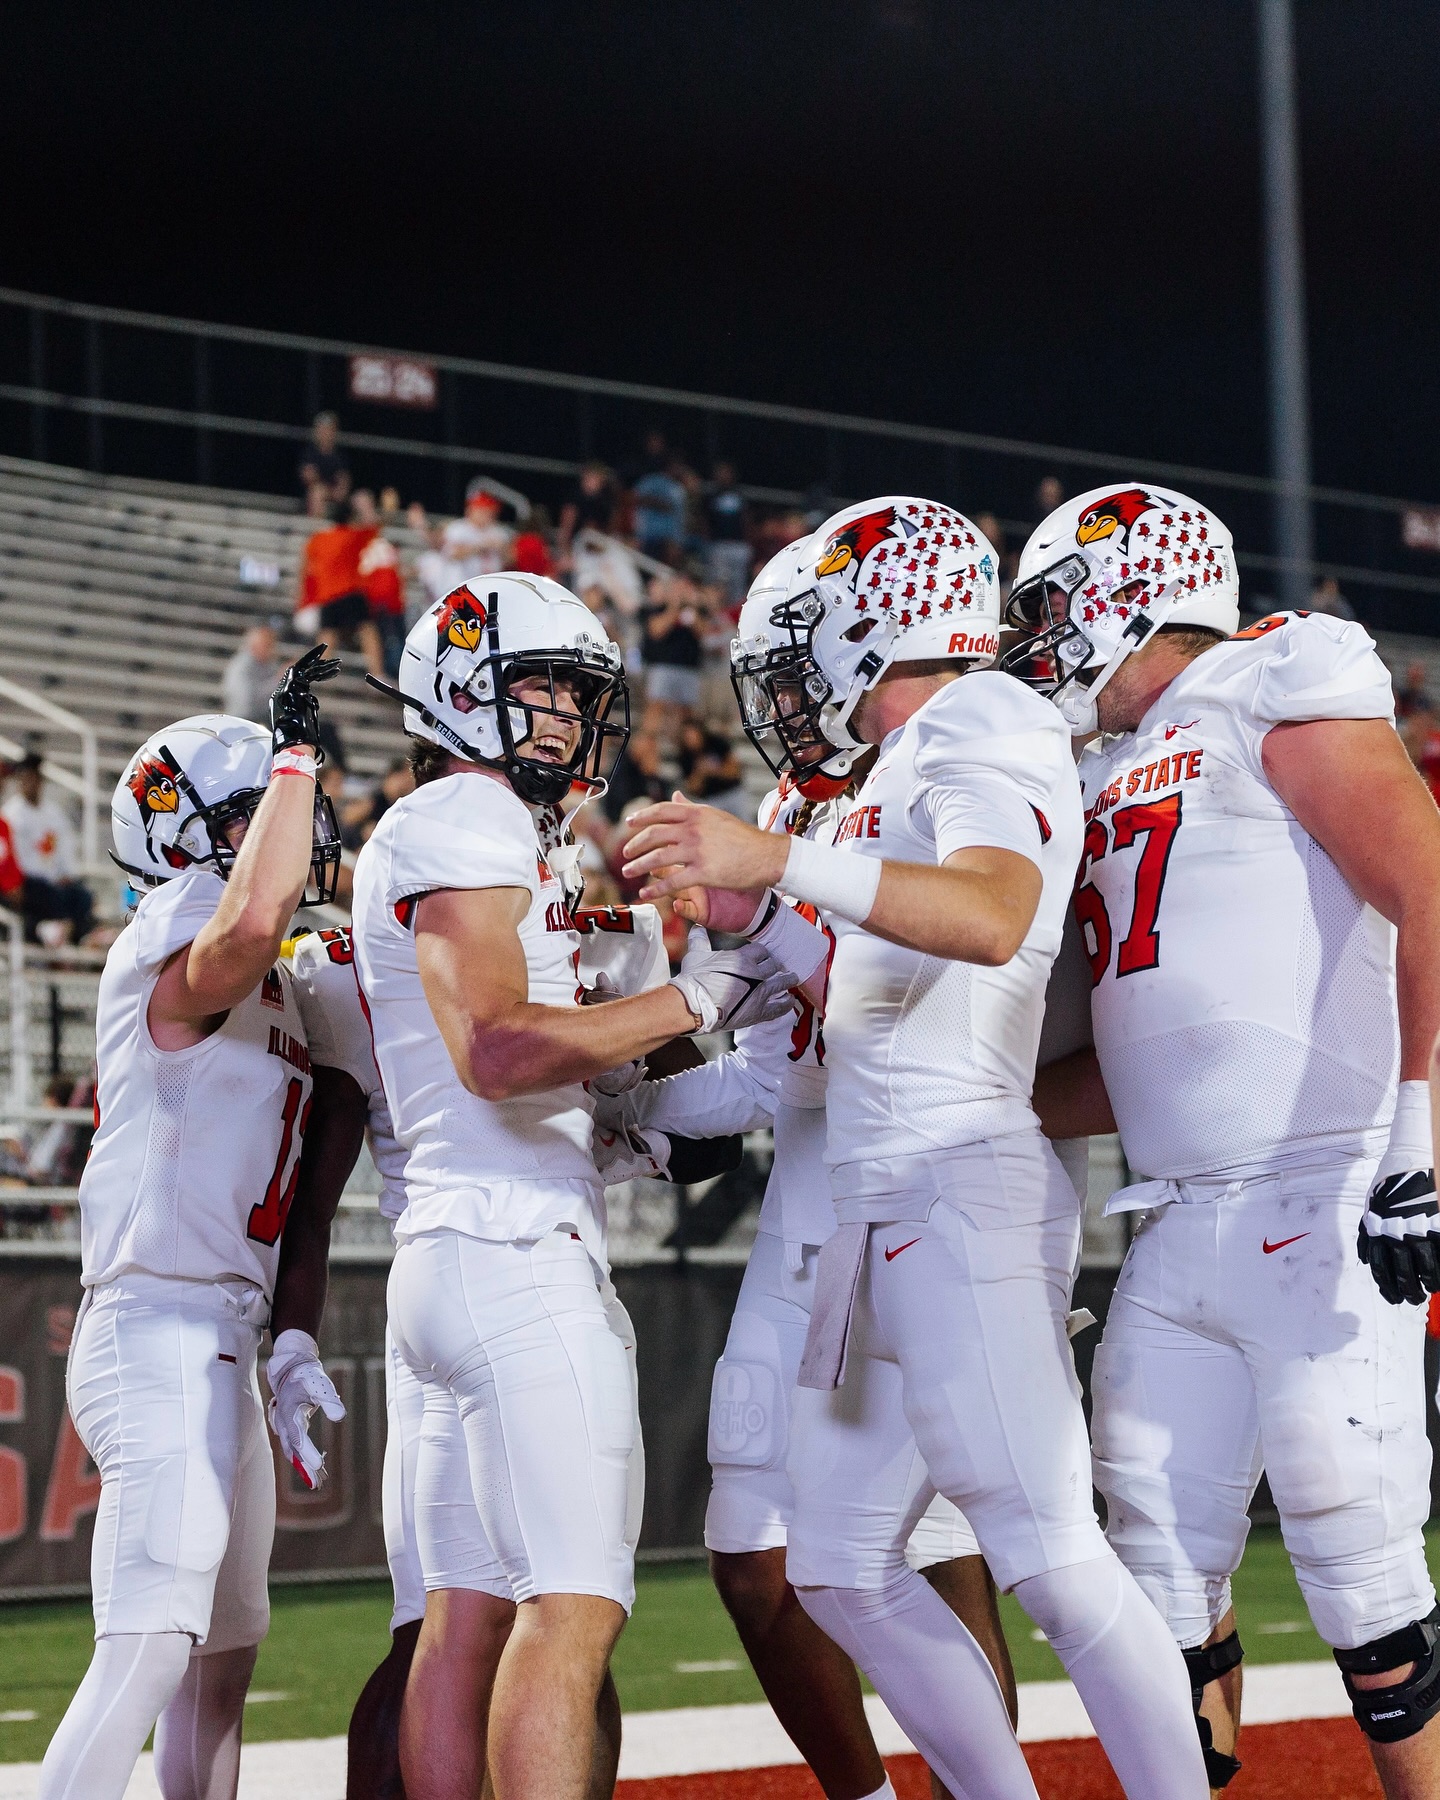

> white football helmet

[
  {"left": 379, "top": 573, "right": 629, "bottom": 806},
  {"left": 111, "top": 714, "right": 341, "bottom": 902},
  {"left": 1001, "top": 483, "right": 1240, "bottom": 734},
  {"left": 730, "top": 497, "right": 1001, "bottom": 784}
]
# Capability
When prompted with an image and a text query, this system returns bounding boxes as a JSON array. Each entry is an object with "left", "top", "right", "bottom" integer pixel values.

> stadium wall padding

[{"left": 2, "top": 1259, "right": 1429, "bottom": 1600}]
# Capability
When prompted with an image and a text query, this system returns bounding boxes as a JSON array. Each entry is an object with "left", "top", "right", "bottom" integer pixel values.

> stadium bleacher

[{"left": 0, "top": 453, "right": 406, "bottom": 811}]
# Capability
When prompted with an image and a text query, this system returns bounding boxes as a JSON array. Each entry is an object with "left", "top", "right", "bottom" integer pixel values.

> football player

[
  {"left": 352, "top": 576, "right": 797, "bottom": 1800},
  {"left": 40, "top": 652, "right": 341, "bottom": 1800},
  {"left": 1011, "top": 485, "right": 1440, "bottom": 1798},
  {"left": 623, "top": 499, "right": 1208, "bottom": 1800},
  {"left": 278, "top": 902, "right": 723, "bottom": 1800},
  {"left": 601, "top": 540, "right": 1017, "bottom": 1800}
]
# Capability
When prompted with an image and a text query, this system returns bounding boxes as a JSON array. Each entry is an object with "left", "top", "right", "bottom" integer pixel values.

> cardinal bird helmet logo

[
  {"left": 435, "top": 587, "right": 488, "bottom": 660},
  {"left": 1075, "top": 489, "right": 1158, "bottom": 555},
  {"left": 814, "top": 506, "right": 915, "bottom": 583},
  {"left": 127, "top": 755, "right": 180, "bottom": 821}
]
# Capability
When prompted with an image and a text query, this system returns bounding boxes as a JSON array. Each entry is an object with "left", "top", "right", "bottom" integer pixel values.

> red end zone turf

[{"left": 616, "top": 1718, "right": 1381, "bottom": 1800}]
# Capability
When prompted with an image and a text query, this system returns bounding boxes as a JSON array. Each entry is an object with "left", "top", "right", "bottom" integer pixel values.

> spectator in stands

[
  {"left": 1401, "top": 701, "right": 1440, "bottom": 804},
  {"left": 442, "top": 480, "right": 515, "bottom": 576},
  {"left": 600, "top": 729, "right": 666, "bottom": 825},
  {"left": 221, "top": 621, "right": 285, "bottom": 723},
  {"left": 1035, "top": 474, "right": 1065, "bottom": 516},
  {"left": 0, "top": 810, "right": 23, "bottom": 917},
  {"left": 1308, "top": 573, "right": 1356, "bottom": 620},
  {"left": 512, "top": 505, "right": 556, "bottom": 578},
  {"left": 560, "top": 462, "right": 621, "bottom": 550},
  {"left": 295, "top": 493, "right": 385, "bottom": 678},
  {"left": 678, "top": 720, "right": 749, "bottom": 818},
  {"left": 641, "top": 572, "right": 712, "bottom": 746},
  {"left": 633, "top": 459, "right": 689, "bottom": 565},
  {"left": 298, "top": 411, "right": 351, "bottom": 510},
  {"left": 1, "top": 754, "right": 95, "bottom": 945},
  {"left": 704, "top": 463, "right": 752, "bottom": 607},
  {"left": 352, "top": 489, "right": 407, "bottom": 674},
  {"left": 1395, "top": 660, "right": 1434, "bottom": 719},
  {"left": 341, "top": 756, "right": 416, "bottom": 850}
]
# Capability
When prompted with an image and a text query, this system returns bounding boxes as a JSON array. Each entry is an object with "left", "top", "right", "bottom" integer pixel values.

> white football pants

[
  {"left": 1092, "top": 1164, "right": 1436, "bottom": 1650},
  {"left": 787, "top": 1132, "right": 1108, "bottom": 1592},
  {"left": 708, "top": 1223, "right": 980, "bottom": 1566},
  {"left": 388, "top": 1228, "right": 642, "bottom": 1612},
  {"left": 66, "top": 1275, "right": 274, "bottom": 1649}
]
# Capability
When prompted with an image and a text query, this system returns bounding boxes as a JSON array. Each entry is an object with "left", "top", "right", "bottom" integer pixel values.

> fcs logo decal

[
  {"left": 1076, "top": 488, "right": 1160, "bottom": 554},
  {"left": 435, "top": 586, "right": 488, "bottom": 658},
  {"left": 127, "top": 755, "right": 180, "bottom": 819},
  {"left": 815, "top": 506, "right": 910, "bottom": 579}
]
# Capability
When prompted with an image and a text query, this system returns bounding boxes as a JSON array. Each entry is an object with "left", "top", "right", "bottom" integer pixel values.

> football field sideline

[{"left": 0, "top": 1660, "right": 1358, "bottom": 1799}]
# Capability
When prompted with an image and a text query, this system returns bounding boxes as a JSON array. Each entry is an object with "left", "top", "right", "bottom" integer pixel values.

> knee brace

[
  {"left": 1334, "top": 1608, "right": 1440, "bottom": 1744},
  {"left": 1182, "top": 1632, "right": 1243, "bottom": 1789}
]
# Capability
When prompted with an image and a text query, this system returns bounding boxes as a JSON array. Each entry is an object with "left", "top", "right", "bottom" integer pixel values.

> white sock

[
  {"left": 154, "top": 1644, "right": 259, "bottom": 1800},
  {"left": 1014, "top": 1555, "right": 1208, "bottom": 1800},
  {"left": 857, "top": 1780, "right": 898, "bottom": 1800},
  {"left": 797, "top": 1570, "right": 1036, "bottom": 1800},
  {"left": 39, "top": 1631, "right": 193, "bottom": 1800}
]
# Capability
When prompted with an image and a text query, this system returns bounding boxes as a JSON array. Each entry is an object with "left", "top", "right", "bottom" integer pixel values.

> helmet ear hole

[{"left": 842, "top": 617, "right": 879, "bottom": 642}]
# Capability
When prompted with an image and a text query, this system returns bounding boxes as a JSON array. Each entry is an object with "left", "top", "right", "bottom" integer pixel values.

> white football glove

[
  {"left": 1359, "top": 1082, "right": 1439, "bottom": 1307},
  {"left": 266, "top": 1328, "right": 346, "bottom": 1490},
  {"left": 593, "top": 1121, "right": 672, "bottom": 1184},
  {"left": 669, "top": 927, "right": 798, "bottom": 1035}
]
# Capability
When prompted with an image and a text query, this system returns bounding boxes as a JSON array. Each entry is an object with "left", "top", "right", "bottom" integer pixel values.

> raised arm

[{"left": 149, "top": 647, "right": 339, "bottom": 1048}]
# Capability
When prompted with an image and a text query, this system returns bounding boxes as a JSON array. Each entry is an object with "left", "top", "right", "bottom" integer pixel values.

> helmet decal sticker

[
  {"left": 126, "top": 755, "right": 181, "bottom": 836},
  {"left": 435, "top": 586, "right": 488, "bottom": 659},
  {"left": 1075, "top": 488, "right": 1160, "bottom": 553},
  {"left": 814, "top": 505, "right": 910, "bottom": 579}
]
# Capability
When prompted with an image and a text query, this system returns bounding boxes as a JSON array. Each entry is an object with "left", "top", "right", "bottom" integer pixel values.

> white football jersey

[
  {"left": 351, "top": 771, "right": 603, "bottom": 1258},
  {"left": 80, "top": 870, "right": 313, "bottom": 1295},
  {"left": 638, "top": 778, "right": 845, "bottom": 1246},
  {"left": 288, "top": 928, "right": 409, "bottom": 1221},
  {"left": 572, "top": 902, "right": 670, "bottom": 998},
  {"left": 820, "top": 671, "right": 1084, "bottom": 1216},
  {"left": 1078, "top": 611, "right": 1398, "bottom": 1181}
]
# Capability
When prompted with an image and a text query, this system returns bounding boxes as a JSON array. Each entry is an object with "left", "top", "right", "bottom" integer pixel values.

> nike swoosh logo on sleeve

[{"left": 1262, "top": 1233, "right": 1310, "bottom": 1254}]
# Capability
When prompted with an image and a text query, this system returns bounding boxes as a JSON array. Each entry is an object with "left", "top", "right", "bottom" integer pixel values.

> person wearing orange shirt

[{"left": 296, "top": 495, "right": 385, "bottom": 677}]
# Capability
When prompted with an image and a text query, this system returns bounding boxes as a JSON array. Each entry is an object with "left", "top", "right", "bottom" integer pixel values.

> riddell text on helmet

[{"left": 948, "top": 630, "right": 999, "bottom": 656}]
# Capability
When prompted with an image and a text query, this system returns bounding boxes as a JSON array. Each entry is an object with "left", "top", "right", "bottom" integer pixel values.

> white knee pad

[{"left": 1017, "top": 1556, "right": 1129, "bottom": 1662}]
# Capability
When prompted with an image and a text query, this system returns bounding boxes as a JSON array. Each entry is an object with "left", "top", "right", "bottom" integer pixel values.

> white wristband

[
  {"left": 779, "top": 837, "right": 882, "bottom": 927},
  {"left": 1389, "top": 1081, "right": 1435, "bottom": 1167},
  {"left": 747, "top": 891, "right": 832, "bottom": 987},
  {"left": 271, "top": 748, "right": 317, "bottom": 781}
]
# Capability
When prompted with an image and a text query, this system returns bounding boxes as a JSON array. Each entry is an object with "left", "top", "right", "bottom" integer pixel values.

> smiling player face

[{"left": 509, "top": 670, "right": 585, "bottom": 766}]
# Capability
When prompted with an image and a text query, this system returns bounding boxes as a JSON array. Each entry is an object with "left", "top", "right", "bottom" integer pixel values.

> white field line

[{"left": 0, "top": 1660, "right": 1353, "bottom": 1798}]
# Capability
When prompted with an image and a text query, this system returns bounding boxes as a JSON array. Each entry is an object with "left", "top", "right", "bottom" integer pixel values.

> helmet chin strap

[{"left": 1058, "top": 604, "right": 1169, "bottom": 735}]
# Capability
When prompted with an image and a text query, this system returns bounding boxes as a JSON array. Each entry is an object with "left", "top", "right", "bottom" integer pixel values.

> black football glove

[
  {"left": 270, "top": 643, "right": 341, "bottom": 756},
  {"left": 1358, "top": 1168, "right": 1440, "bottom": 1307}
]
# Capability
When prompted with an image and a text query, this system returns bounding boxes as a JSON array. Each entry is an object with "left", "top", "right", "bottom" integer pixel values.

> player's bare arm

[
  {"left": 1032, "top": 1046, "right": 1118, "bottom": 1139},
  {"left": 149, "top": 761, "right": 319, "bottom": 1044},
  {"left": 1262, "top": 716, "right": 1440, "bottom": 1079},
  {"left": 417, "top": 885, "right": 738, "bottom": 1100},
  {"left": 623, "top": 798, "right": 1042, "bottom": 968},
  {"left": 150, "top": 645, "right": 340, "bottom": 1045}
]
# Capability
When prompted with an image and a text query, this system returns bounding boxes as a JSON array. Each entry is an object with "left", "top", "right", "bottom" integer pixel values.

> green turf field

[{"left": 1, "top": 1526, "right": 1434, "bottom": 1763}]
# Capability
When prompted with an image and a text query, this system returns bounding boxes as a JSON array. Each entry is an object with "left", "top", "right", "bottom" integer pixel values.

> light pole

[{"left": 1257, "top": 0, "right": 1314, "bottom": 610}]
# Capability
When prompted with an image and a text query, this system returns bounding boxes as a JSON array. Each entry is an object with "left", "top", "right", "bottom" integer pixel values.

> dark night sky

[{"left": 1, "top": 1, "right": 1437, "bottom": 500}]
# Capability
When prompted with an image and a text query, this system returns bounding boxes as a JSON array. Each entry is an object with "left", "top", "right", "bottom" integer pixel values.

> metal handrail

[
  {"left": 0, "top": 673, "right": 100, "bottom": 868},
  {"left": 1, "top": 282, "right": 1432, "bottom": 517}
]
